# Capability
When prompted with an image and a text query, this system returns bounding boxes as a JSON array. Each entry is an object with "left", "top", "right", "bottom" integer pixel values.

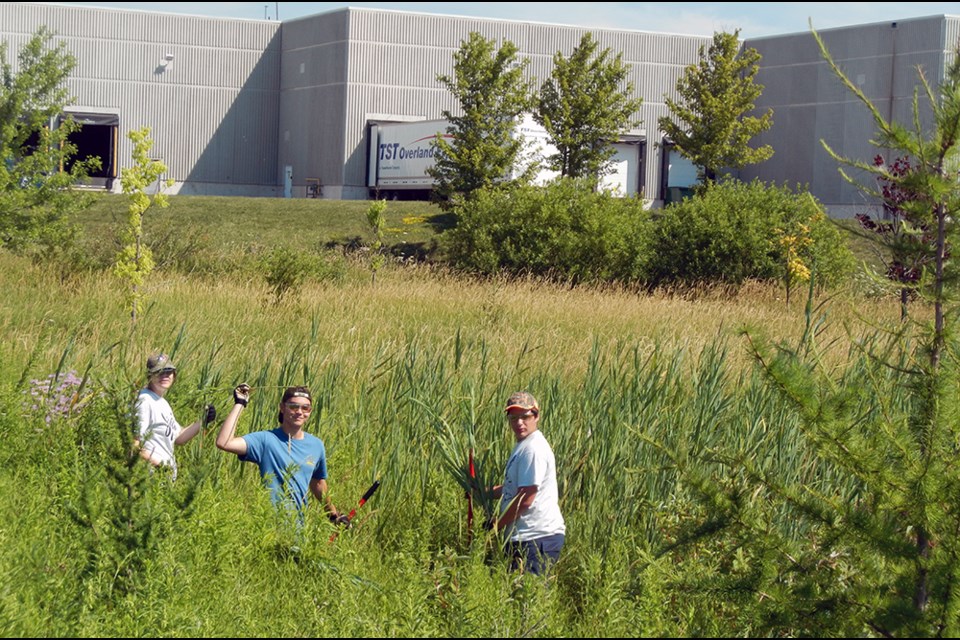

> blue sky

[{"left": 44, "top": 2, "right": 960, "bottom": 38}]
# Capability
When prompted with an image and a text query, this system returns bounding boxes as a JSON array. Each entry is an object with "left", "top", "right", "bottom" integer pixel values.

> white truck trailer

[{"left": 366, "top": 115, "right": 642, "bottom": 200}]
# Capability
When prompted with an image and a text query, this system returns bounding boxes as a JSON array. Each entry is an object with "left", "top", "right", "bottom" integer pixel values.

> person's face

[
  {"left": 148, "top": 369, "right": 176, "bottom": 394},
  {"left": 506, "top": 408, "right": 539, "bottom": 442},
  {"left": 280, "top": 397, "right": 312, "bottom": 428}
]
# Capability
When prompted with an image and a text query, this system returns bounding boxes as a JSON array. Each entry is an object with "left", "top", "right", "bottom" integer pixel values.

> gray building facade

[
  {"left": 744, "top": 15, "right": 960, "bottom": 217},
  {"left": 2, "top": 3, "right": 958, "bottom": 213}
]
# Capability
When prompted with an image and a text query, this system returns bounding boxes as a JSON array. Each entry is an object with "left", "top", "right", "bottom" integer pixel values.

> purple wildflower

[{"left": 22, "top": 369, "right": 92, "bottom": 425}]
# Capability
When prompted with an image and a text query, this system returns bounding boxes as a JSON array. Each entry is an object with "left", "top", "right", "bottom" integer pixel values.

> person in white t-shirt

[
  {"left": 491, "top": 391, "right": 565, "bottom": 575},
  {"left": 134, "top": 352, "right": 214, "bottom": 480}
]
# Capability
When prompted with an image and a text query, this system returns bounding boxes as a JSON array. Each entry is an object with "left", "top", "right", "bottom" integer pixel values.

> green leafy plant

[
  {"left": 66, "top": 386, "right": 204, "bottom": 606},
  {"left": 261, "top": 247, "right": 347, "bottom": 304},
  {"left": 366, "top": 198, "right": 387, "bottom": 282},
  {"left": 429, "top": 32, "right": 535, "bottom": 209},
  {"left": 646, "top": 180, "right": 853, "bottom": 290},
  {"left": 0, "top": 27, "right": 100, "bottom": 257},
  {"left": 442, "top": 177, "right": 651, "bottom": 283},
  {"left": 262, "top": 247, "right": 313, "bottom": 304},
  {"left": 659, "top": 30, "right": 773, "bottom": 185},
  {"left": 113, "top": 127, "right": 172, "bottom": 323},
  {"left": 535, "top": 32, "right": 642, "bottom": 184}
]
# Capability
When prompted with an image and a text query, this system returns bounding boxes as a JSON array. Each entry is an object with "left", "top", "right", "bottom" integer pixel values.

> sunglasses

[
  {"left": 284, "top": 402, "right": 313, "bottom": 413},
  {"left": 155, "top": 368, "right": 176, "bottom": 376}
]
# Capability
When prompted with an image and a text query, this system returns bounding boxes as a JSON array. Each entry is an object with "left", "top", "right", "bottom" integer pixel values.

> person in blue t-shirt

[{"left": 216, "top": 383, "right": 348, "bottom": 524}]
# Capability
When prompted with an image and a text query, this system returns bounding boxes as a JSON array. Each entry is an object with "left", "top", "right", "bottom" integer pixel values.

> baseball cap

[
  {"left": 505, "top": 391, "right": 539, "bottom": 413},
  {"left": 146, "top": 352, "right": 177, "bottom": 375},
  {"left": 281, "top": 386, "right": 312, "bottom": 403}
]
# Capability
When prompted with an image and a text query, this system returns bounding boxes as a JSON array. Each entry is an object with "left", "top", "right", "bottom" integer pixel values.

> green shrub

[
  {"left": 441, "top": 178, "right": 652, "bottom": 283},
  {"left": 804, "top": 206, "right": 857, "bottom": 288},
  {"left": 366, "top": 199, "right": 388, "bottom": 282},
  {"left": 261, "top": 247, "right": 347, "bottom": 303},
  {"left": 145, "top": 218, "right": 216, "bottom": 274},
  {"left": 645, "top": 180, "right": 854, "bottom": 289}
]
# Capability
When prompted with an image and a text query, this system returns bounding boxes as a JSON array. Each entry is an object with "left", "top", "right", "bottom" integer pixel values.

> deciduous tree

[
  {"left": 114, "top": 128, "right": 171, "bottom": 324},
  {"left": 429, "top": 32, "right": 535, "bottom": 210},
  {"left": 0, "top": 27, "right": 99, "bottom": 255},
  {"left": 535, "top": 32, "right": 642, "bottom": 186},
  {"left": 659, "top": 30, "right": 772, "bottom": 184}
]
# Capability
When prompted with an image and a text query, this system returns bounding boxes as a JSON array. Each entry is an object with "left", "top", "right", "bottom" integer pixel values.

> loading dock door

[
  {"left": 602, "top": 142, "right": 643, "bottom": 196},
  {"left": 660, "top": 141, "right": 698, "bottom": 204},
  {"left": 62, "top": 111, "right": 119, "bottom": 179}
]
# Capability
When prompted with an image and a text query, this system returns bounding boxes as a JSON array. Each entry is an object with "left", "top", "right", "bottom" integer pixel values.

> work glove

[
  {"left": 329, "top": 513, "right": 352, "bottom": 528},
  {"left": 233, "top": 383, "right": 250, "bottom": 407},
  {"left": 203, "top": 404, "right": 217, "bottom": 426}
]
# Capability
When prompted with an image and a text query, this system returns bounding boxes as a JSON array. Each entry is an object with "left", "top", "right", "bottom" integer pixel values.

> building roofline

[{"left": 745, "top": 13, "right": 957, "bottom": 42}]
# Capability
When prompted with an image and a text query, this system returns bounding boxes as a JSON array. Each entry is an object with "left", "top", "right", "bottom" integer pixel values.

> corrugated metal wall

[
  {"left": 1, "top": 2, "right": 281, "bottom": 193},
  {"left": 742, "top": 15, "right": 954, "bottom": 213},
  {"left": 276, "top": 11, "right": 350, "bottom": 197},
  {"left": 3, "top": 3, "right": 955, "bottom": 206}
]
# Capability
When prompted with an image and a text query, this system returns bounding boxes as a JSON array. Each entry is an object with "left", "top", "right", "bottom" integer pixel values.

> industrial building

[{"left": 1, "top": 2, "right": 958, "bottom": 214}]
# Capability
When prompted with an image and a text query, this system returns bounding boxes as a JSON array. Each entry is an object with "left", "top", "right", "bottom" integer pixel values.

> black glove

[
  {"left": 329, "top": 513, "right": 352, "bottom": 528},
  {"left": 233, "top": 383, "right": 250, "bottom": 407},
  {"left": 203, "top": 404, "right": 216, "bottom": 426},
  {"left": 483, "top": 516, "right": 497, "bottom": 531}
]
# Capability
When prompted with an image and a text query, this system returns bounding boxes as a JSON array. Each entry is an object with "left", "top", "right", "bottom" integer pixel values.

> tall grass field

[{"left": 0, "top": 195, "right": 908, "bottom": 636}]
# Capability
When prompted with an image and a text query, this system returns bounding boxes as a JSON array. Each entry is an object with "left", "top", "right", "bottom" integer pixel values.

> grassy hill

[
  {"left": 79, "top": 193, "right": 452, "bottom": 263},
  {"left": 76, "top": 192, "right": 883, "bottom": 275}
]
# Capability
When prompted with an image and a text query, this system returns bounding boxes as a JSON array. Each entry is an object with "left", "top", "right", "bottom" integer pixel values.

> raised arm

[{"left": 216, "top": 384, "right": 250, "bottom": 456}]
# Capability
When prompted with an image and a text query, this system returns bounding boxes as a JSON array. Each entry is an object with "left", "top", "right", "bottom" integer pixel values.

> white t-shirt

[
  {"left": 136, "top": 388, "right": 182, "bottom": 478},
  {"left": 500, "top": 429, "right": 565, "bottom": 541}
]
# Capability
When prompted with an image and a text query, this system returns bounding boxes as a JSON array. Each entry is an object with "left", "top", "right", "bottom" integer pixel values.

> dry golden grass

[{"left": 0, "top": 252, "right": 903, "bottom": 390}]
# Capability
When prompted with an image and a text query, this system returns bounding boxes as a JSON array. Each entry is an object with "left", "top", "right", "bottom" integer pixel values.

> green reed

[{"left": 0, "top": 251, "right": 911, "bottom": 636}]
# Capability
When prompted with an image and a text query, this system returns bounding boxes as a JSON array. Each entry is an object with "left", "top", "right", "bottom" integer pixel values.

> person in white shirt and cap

[
  {"left": 490, "top": 390, "right": 566, "bottom": 575},
  {"left": 134, "top": 352, "right": 214, "bottom": 480}
]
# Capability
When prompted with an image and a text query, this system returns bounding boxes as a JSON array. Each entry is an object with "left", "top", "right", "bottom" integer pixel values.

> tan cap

[{"left": 505, "top": 391, "right": 539, "bottom": 413}]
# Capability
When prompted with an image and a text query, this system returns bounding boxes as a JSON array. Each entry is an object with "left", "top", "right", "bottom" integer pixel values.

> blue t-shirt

[{"left": 240, "top": 428, "right": 327, "bottom": 511}]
